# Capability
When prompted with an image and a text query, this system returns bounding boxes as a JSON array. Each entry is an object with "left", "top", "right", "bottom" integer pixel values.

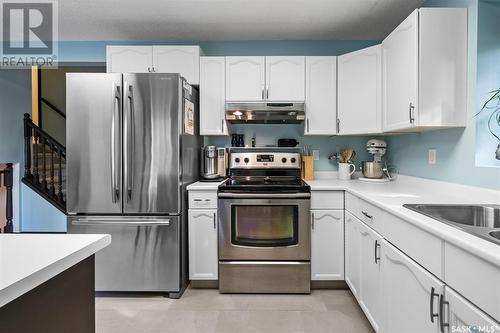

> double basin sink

[{"left": 404, "top": 204, "right": 500, "bottom": 245}]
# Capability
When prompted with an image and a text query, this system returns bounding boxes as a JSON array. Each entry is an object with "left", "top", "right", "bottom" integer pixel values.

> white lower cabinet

[
  {"left": 188, "top": 209, "right": 218, "bottom": 280},
  {"left": 443, "top": 287, "right": 500, "bottom": 333},
  {"left": 358, "top": 218, "right": 384, "bottom": 332},
  {"left": 311, "top": 210, "right": 344, "bottom": 280},
  {"left": 345, "top": 212, "right": 361, "bottom": 298},
  {"left": 382, "top": 239, "right": 444, "bottom": 333}
]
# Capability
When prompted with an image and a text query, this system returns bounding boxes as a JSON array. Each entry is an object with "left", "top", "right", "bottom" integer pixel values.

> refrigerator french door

[{"left": 66, "top": 73, "right": 199, "bottom": 295}]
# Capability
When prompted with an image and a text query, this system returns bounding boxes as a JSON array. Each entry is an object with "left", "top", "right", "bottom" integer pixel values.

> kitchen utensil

[
  {"left": 361, "top": 161, "right": 384, "bottom": 179},
  {"left": 338, "top": 162, "right": 356, "bottom": 180}
]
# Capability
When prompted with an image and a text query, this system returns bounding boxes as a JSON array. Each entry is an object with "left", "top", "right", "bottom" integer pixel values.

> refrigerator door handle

[
  {"left": 124, "top": 83, "right": 134, "bottom": 202},
  {"left": 71, "top": 218, "right": 171, "bottom": 226},
  {"left": 111, "top": 83, "right": 121, "bottom": 203}
]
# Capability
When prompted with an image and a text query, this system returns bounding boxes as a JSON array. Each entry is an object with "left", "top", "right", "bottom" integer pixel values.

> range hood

[{"left": 225, "top": 102, "right": 305, "bottom": 124}]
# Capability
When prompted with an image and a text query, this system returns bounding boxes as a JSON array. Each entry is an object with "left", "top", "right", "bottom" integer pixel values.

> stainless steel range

[{"left": 218, "top": 148, "right": 311, "bottom": 294}]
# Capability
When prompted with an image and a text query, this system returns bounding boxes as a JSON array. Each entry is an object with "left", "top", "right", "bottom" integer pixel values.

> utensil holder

[{"left": 302, "top": 156, "right": 314, "bottom": 180}]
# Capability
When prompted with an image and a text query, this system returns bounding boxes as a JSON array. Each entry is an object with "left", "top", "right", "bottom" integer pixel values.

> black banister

[
  {"left": 1, "top": 163, "right": 13, "bottom": 233},
  {"left": 40, "top": 97, "right": 66, "bottom": 119},
  {"left": 22, "top": 113, "right": 66, "bottom": 214}
]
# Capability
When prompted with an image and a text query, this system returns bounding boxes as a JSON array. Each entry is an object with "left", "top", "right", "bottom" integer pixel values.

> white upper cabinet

[
  {"left": 225, "top": 56, "right": 266, "bottom": 101},
  {"left": 266, "top": 56, "right": 305, "bottom": 101},
  {"left": 382, "top": 239, "right": 443, "bottom": 333},
  {"left": 200, "top": 57, "right": 227, "bottom": 135},
  {"left": 153, "top": 46, "right": 201, "bottom": 85},
  {"left": 310, "top": 210, "right": 344, "bottom": 281},
  {"left": 305, "top": 56, "right": 337, "bottom": 135},
  {"left": 338, "top": 45, "right": 382, "bottom": 135},
  {"left": 106, "top": 46, "right": 152, "bottom": 73},
  {"left": 382, "top": 10, "right": 419, "bottom": 132},
  {"left": 382, "top": 8, "right": 467, "bottom": 132},
  {"left": 106, "top": 45, "right": 202, "bottom": 84}
]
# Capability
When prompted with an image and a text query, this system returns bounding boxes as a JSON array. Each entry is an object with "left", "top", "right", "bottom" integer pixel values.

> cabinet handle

[
  {"left": 409, "top": 103, "right": 415, "bottom": 124},
  {"left": 336, "top": 118, "right": 340, "bottom": 133},
  {"left": 362, "top": 211, "right": 373, "bottom": 219},
  {"left": 439, "top": 294, "right": 449, "bottom": 333},
  {"left": 262, "top": 88, "right": 265, "bottom": 100},
  {"left": 430, "top": 287, "right": 439, "bottom": 323},
  {"left": 307, "top": 119, "right": 310, "bottom": 133},
  {"left": 221, "top": 119, "right": 224, "bottom": 132},
  {"left": 311, "top": 213, "right": 315, "bottom": 230},
  {"left": 374, "top": 240, "right": 381, "bottom": 264},
  {"left": 266, "top": 87, "right": 269, "bottom": 99},
  {"left": 213, "top": 212, "right": 216, "bottom": 229}
]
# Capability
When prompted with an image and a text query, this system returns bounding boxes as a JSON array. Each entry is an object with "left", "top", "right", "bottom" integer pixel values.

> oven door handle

[{"left": 218, "top": 193, "right": 311, "bottom": 199}]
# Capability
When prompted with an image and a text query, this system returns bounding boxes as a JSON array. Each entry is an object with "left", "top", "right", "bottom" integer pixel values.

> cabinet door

[
  {"left": 345, "top": 212, "right": 361, "bottom": 299},
  {"left": 445, "top": 287, "right": 499, "bottom": 333},
  {"left": 200, "top": 57, "right": 227, "bottom": 135},
  {"left": 266, "top": 56, "right": 305, "bottom": 101},
  {"left": 382, "top": 239, "right": 443, "bottom": 333},
  {"left": 188, "top": 209, "right": 218, "bottom": 280},
  {"left": 358, "top": 220, "right": 384, "bottom": 332},
  {"left": 338, "top": 45, "right": 382, "bottom": 135},
  {"left": 311, "top": 210, "right": 344, "bottom": 280},
  {"left": 225, "top": 56, "right": 265, "bottom": 101},
  {"left": 305, "top": 56, "right": 337, "bottom": 135},
  {"left": 153, "top": 46, "right": 200, "bottom": 84},
  {"left": 382, "top": 9, "right": 418, "bottom": 131},
  {"left": 106, "top": 46, "right": 152, "bottom": 73}
]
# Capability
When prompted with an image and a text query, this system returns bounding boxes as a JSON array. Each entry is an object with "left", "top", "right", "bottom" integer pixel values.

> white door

[
  {"left": 153, "top": 46, "right": 201, "bottom": 84},
  {"left": 338, "top": 45, "right": 382, "bottom": 135},
  {"left": 382, "top": 239, "right": 443, "bottom": 333},
  {"left": 345, "top": 212, "right": 361, "bottom": 299},
  {"left": 382, "top": 9, "right": 419, "bottom": 131},
  {"left": 311, "top": 210, "right": 344, "bottom": 280},
  {"left": 188, "top": 209, "right": 218, "bottom": 280},
  {"left": 358, "top": 220, "right": 384, "bottom": 332},
  {"left": 200, "top": 57, "right": 227, "bottom": 135},
  {"left": 225, "top": 56, "right": 265, "bottom": 101},
  {"left": 445, "top": 287, "right": 499, "bottom": 333},
  {"left": 305, "top": 56, "right": 337, "bottom": 135},
  {"left": 266, "top": 56, "right": 305, "bottom": 101},
  {"left": 106, "top": 46, "right": 152, "bottom": 73}
]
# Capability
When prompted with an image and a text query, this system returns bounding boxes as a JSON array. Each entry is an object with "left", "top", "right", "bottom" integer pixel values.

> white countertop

[
  {"left": 187, "top": 179, "right": 227, "bottom": 191},
  {"left": 306, "top": 175, "right": 500, "bottom": 267},
  {"left": 0, "top": 234, "right": 111, "bottom": 307}
]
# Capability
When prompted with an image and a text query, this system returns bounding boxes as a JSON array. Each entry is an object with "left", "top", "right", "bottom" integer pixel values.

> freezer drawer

[{"left": 68, "top": 216, "right": 180, "bottom": 292}]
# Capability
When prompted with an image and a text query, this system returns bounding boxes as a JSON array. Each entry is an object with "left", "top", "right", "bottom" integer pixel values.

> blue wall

[
  {"left": 475, "top": 0, "right": 500, "bottom": 167},
  {"left": 386, "top": 0, "right": 500, "bottom": 190}
]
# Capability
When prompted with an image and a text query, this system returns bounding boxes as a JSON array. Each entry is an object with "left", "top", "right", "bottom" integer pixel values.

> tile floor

[{"left": 96, "top": 287, "right": 374, "bottom": 333}]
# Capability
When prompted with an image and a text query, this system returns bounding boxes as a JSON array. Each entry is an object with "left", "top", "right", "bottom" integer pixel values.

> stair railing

[
  {"left": 23, "top": 113, "right": 66, "bottom": 213},
  {"left": 0, "top": 163, "right": 13, "bottom": 233}
]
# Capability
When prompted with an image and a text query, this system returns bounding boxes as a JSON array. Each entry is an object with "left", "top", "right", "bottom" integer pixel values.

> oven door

[{"left": 218, "top": 193, "right": 311, "bottom": 261}]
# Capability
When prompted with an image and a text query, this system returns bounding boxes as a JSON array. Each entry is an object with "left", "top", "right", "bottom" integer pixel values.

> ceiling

[{"left": 58, "top": 0, "right": 424, "bottom": 41}]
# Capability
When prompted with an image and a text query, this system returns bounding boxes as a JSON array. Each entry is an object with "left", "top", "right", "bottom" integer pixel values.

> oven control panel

[{"left": 230, "top": 152, "right": 301, "bottom": 169}]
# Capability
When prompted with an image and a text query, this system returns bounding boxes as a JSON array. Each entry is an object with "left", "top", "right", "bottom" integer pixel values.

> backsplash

[{"left": 205, "top": 125, "right": 381, "bottom": 171}]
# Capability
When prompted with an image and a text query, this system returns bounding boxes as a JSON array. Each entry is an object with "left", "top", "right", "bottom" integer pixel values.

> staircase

[{"left": 22, "top": 113, "right": 66, "bottom": 213}]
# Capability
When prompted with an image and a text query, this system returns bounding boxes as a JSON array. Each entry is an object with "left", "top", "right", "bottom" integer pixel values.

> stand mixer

[{"left": 360, "top": 139, "right": 393, "bottom": 181}]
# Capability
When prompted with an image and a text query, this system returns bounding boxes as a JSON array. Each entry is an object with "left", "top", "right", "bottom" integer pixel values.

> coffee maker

[{"left": 201, "top": 146, "right": 227, "bottom": 180}]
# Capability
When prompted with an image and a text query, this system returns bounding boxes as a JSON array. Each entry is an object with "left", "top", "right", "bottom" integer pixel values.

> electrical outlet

[
  {"left": 312, "top": 149, "right": 320, "bottom": 161},
  {"left": 428, "top": 149, "right": 437, "bottom": 165}
]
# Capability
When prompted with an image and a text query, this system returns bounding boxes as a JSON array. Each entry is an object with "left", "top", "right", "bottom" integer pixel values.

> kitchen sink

[{"left": 404, "top": 204, "right": 500, "bottom": 245}]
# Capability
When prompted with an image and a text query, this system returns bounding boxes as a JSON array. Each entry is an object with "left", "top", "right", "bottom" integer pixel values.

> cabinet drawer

[
  {"left": 444, "top": 243, "right": 500, "bottom": 320},
  {"left": 358, "top": 199, "right": 384, "bottom": 234},
  {"left": 311, "top": 191, "right": 344, "bottom": 210},
  {"left": 383, "top": 212, "right": 443, "bottom": 279},
  {"left": 345, "top": 192, "right": 360, "bottom": 217},
  {"left": 189, "top": 191, "right": 217, "bottom": 209}
]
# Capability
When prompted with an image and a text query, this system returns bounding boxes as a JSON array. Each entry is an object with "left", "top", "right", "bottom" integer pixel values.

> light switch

[
  {"left": 312, "top": 149, "right": 320, "bottom": 161},
  {"left": 428, "top": 149, "right": 437, "bottom": 165}
]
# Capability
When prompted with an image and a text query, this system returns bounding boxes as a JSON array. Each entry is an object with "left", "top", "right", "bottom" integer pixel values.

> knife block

[{"left": 301, "top": 156, "right": 314, "bottom": 180}]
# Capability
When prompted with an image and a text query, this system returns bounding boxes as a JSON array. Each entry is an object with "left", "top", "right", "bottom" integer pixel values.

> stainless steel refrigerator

[{"left": 65, "top": 73, "right": 201, "bottom": 298}]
